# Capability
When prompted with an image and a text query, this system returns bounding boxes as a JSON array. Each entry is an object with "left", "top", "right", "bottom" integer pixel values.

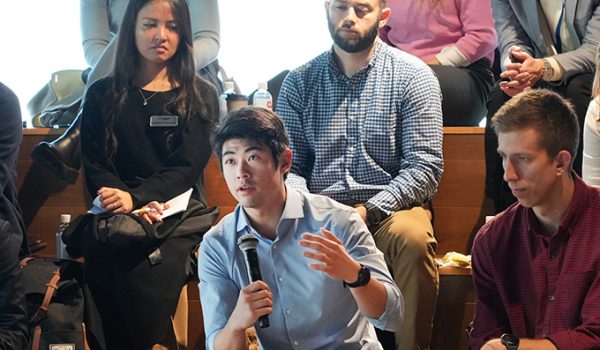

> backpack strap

[
  {"left": 30, "top": 268, "right": 61, "bottom": 324},
  {"left": 83, "top": 323, "right": 91, "bottom": 350},
  {"left": 32, "top": 325, "right": 42, "bottom": 350},
  {"left": 19, "top": 256, "right": 35, "bottom": 267}
]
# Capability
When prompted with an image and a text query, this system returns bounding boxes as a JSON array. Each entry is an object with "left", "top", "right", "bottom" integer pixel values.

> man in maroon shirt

[{"left": 470, "top": 89, "right": 600, "bottom": 350}]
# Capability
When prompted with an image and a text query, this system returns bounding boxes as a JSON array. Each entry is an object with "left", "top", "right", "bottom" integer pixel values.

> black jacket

[{"left": 0, "top": 82, "right": 29, "bottom": 349}]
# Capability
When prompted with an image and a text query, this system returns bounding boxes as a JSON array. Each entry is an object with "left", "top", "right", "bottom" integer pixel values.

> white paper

[
  {"left": 160, "top": 188, "right": 193, "bottom": 219},
  {"left": 88, "top": 188, "right": 193, "bottom": 219}
]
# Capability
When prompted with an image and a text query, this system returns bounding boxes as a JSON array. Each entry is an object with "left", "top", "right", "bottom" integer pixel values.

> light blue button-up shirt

[{"left": 199, "top": 187, "right": 403, "bottom": 349}]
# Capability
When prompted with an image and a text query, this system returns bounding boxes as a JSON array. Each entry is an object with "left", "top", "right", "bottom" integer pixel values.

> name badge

[
  {"left": 149, "top": 115, "right": 178, "bottom": 127},
  {"left": 50, "top": 345, "right": 75, "bottom": 350}
]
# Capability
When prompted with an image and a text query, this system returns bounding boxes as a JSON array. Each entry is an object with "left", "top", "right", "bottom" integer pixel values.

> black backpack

[{"left": 20, "top": 258, "right": 104, "bottom": 350}]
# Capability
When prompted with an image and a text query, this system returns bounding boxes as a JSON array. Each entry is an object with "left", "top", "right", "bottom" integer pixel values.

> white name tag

[
  {"left": 50, "top": 344, "right": 75, "bottom": 350},
  {"left": 149, "top": 115, "right": 178, "bottom": 127}
]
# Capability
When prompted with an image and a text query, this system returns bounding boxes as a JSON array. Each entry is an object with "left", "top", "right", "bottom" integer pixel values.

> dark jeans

[
  {"left": 484, "top": 73, "right": 594, "bottom": 213},
  {"left": 430, "top": 59, "right": 495, "bottom": 126}
]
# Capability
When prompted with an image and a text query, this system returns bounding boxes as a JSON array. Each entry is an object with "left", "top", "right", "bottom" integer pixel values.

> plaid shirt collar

[{"left": 327, "top": 38, "right": 384, "bottom": 78}]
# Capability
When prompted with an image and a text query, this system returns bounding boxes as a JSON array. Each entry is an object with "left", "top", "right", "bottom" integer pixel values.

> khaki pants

[{"left": 372, "top": 207, "right": 439, "bottom": 350}]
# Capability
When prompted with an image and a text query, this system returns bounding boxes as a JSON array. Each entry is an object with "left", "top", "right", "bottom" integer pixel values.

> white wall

[
  {"left": 1, "top": 1, "right": 87, "bottom": 122},
  {"left": 0, "top": 0, "right": 331, "bottom": 122},
  {"left": 219, "top": 1, "right": 330, "bottom": 94}
]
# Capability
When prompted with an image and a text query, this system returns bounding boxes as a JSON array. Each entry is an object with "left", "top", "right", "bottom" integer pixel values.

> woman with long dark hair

[
  {"left": 80, "top": 0, "right": 218, "bottom": 348},
  {"left": 30, "top": 0, "right": 220, "bottom": 184}
]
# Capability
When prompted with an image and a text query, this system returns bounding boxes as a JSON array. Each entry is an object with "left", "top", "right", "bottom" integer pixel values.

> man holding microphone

[{"left": 198, "top": 107, "right": 403, "bottom": 349}]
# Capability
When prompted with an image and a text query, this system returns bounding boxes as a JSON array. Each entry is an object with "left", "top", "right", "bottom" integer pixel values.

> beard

[{"left": 327, "top": 15, "right": 380, "bottom": 53}]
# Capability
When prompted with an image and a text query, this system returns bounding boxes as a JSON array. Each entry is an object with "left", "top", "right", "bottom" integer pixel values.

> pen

[{"left": 132, "top": 207, "right": 159, "bottom": 215}]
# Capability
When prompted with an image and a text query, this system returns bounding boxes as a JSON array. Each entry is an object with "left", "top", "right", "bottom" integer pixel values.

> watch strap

[{"left": 343, "top": 264, "right": 370, "bottom": 288}]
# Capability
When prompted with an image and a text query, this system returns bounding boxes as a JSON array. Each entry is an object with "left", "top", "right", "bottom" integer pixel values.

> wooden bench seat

[{"left": 18, "top": 127, "right": 490, "bottom": 350}]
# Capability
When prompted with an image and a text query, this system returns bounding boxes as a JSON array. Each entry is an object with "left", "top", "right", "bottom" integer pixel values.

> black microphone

[{"left": 237, "top": 234, "right": 269, "bottom": 328}]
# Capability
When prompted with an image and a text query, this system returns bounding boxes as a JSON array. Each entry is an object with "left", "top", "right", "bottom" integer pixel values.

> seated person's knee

[{"left": 385, "top": 212, "right": 436, "bottom": 259}]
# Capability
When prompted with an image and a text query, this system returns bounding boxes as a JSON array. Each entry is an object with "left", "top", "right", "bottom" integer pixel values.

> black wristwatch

[
  {"left": 364, "top": 203, "right": 389, "bottom": 227},
  {"left": 500, "top": 333, "right": 519, "bottom": 350},
  {"left": 344, "top": 264, "right": 371, "bottom": 288}
]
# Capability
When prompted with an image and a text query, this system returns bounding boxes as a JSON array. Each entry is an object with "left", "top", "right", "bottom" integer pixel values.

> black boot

[{"left": 31, "top": 112, "right": 81, "bottom": 184}]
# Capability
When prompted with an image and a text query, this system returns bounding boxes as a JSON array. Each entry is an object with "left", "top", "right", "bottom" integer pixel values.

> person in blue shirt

[
  {"left": 276, "top": 0, "right": 443, "bottom": 348},
  {"left": 199, "top": 107, "right": 403, "bottom": 350}
]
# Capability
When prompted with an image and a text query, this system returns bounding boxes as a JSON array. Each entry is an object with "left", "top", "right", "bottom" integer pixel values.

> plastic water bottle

[
  {"left": 56, "top": 214, "right": 73, "bottom": 260},
  {"left": 253, "top": 82, "right": 272, "bottom": 110},
  {"left": 219, "top": 81, "right": 236, "bottom": 121}
]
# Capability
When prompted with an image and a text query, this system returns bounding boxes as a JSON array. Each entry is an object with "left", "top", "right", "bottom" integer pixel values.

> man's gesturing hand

[{"left": 300, "top": 228, "right": 361, "bottom": 283}]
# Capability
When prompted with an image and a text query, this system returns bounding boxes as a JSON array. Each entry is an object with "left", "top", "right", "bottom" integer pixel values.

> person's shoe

[{"left": 31, "top": 113, "right": 81, "bottom": 184}]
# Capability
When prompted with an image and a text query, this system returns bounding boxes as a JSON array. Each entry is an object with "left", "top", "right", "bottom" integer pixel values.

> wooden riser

[{"left": 18, "top": 127, "right": 487, "bottom": 350}]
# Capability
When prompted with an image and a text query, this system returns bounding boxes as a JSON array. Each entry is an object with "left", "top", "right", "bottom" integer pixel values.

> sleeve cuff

[
  {"left": 546, "top": 333, "right": 572, "bottom": 349},
  {"left": 436, "top": 46, "right": 471, "bottom": 67},
  {"left": 365, "top": 283, "right": 404, "bottom": 332},
  {"left": 367, "top": 190, "right": 402, "bottom": 215}
]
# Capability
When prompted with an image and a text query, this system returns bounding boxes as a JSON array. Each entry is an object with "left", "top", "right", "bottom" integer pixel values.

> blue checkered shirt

[{"left": 277, "top": 39, "right": 443, "bottom": 214}]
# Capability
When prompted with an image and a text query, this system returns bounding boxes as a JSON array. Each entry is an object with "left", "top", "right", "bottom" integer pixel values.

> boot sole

[{"left": 31, "top": 144, "right": 79, "bottom": 184}]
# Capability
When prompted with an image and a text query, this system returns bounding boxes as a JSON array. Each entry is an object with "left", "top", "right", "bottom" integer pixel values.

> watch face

[
  {"left": 366, "top": 206, "right": 386, "bottom": 226},
  {"left": 345, "top": 265, "right": 371, "bottom": 288},
  {"left": 542, "top": 60, "right": 554, "bottom": 80},
  {"left": 357, "top": 266, "right": 370, "bottom": 286},
  {"left": 500, "top": 333, "right": 519, "bottom": 347}
]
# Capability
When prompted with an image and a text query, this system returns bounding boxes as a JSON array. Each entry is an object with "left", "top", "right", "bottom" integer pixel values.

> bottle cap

[
  {"left": 60, "top": 214, "right": 71, "bottom": 224},
  {"left": 258, "top": 81, "right": 268, "bottom": 90},
  {"left": 224, "top": 81, "right": 235, "bottom": 91}
]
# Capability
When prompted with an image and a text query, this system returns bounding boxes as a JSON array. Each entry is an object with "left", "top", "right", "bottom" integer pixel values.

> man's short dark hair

[
  {"left": 212, "top": 107, "right": 290, "bottom": 168},
  {"left": 492, "top": 89, "right": 579, "bottom": 168}
]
